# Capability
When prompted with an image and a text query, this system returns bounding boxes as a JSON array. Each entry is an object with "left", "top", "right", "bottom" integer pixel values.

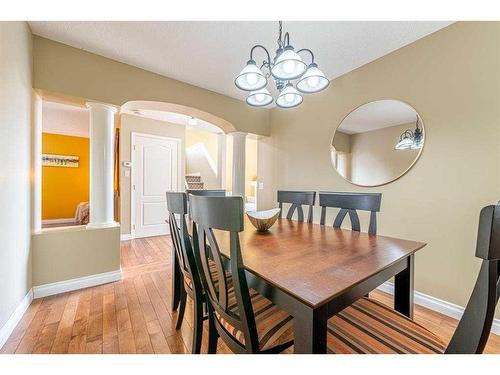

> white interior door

[{"left": 133, "top": 133, "right": 180, "bottom": 238}]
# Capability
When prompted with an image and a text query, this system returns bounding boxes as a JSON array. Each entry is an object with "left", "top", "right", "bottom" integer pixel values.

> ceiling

[
  {"left": 29, "top": 21, "right": 453, "bottom": 103},
  {"left": 338, "top": 100, "right": 418, "bottom": 134},
  {"left": 42, "top": 101, "right": 89, "bottom": 137}
]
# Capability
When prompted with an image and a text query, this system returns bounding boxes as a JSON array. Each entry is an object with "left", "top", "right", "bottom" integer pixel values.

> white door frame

[{"left": 130, "top": 132, "right": 182, "bottom": 239}]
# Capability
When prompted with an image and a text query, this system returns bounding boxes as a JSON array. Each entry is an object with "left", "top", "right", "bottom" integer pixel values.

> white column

[
  {"left": 217, "top": 133, "right": 226, "bottom": 189},
  {"left": 86, "top": 102, "right": 118, "bottom": 228},
  {"left": 231, "top": 132, "right": 247, "bottom": 198},
  {"left": 32, "top": 92, "right": 42, "bottom": 233}
]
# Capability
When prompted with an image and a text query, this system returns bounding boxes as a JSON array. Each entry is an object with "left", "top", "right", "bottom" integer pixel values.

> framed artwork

[{"left": 42, "top": 154, "right": 79, "bottom": 168}]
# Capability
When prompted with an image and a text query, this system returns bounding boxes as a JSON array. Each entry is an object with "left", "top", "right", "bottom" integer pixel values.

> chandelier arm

[
  {"left": 277, "top": 21, "right": 283, "bottom": 48},
  {"left": 404, "top": 130, "right": 414, "bottom": 137},
  {"left": 297, "top": 48, "right": 315, "bottom": 64},
  {"left": 250, "top": 44, "right": 272, "bottom": 69},
  {"left": 283, "top": 32, "right": 290, "bottom": 47}
]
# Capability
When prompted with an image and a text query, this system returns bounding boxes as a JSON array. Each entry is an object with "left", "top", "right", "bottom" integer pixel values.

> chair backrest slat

[
  {"left": 445, "top": 204, "right": 500, "bottom": 353},
  {"left": 319, "top": 192, "right": 382, "bottom": 235},
  {"left": 166, "top": 192, "right": 202, "bottom": 295},
  {"left": 190, "top": 195, "right": 260, "bottom": 353},
  {"left": 277, "top": 190, "right": 316, "bottom": 223},
  {"left": 187, "top": 189, "right": 226, "bottom": 197}
]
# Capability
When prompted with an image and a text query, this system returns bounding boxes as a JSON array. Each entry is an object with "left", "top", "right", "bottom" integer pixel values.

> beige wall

[
  {"left": 120, "top": 114, "right": 186, "bottom": 235},
  {"left": 32, "top": 36, "right": 270, "bottom": 136},
  {"left": 332, "top": 130, "right": 351, "bottom": 153},
  {"left": 265, "top": 22, "right": 500, "bottom": 316},
  {"left": 349, "top": 123, "right": 420, "bottom": 186},
  {"left": 186, "top": 128, "right": 219, "bottom": 189},
  {"left": 32, "top": 226, "right": 120, "bottom": 286},
  {"left": 0, "top": 22, "right": 33, "bottom": 331}
]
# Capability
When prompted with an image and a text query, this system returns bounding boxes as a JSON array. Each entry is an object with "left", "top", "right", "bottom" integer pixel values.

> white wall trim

[
  {"left": 42, "top": 218, "right": 75, "bottom": 225},
  {"left": 377, "top": 282, "right": 500, "bottom": 335},
  {"left": 33, "top": 269, "right": 122, "bottom": 299},
  {"left": 120, "top": 233, "right": 133, "bottom": 241},
  {"left": 0, "top": 289, "right": 33, "bottom": 349}
]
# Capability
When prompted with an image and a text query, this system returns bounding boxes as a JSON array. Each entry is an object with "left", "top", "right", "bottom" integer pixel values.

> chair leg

[
  {"left": 191, "top": 297, "right": 204, "bottom": 354},
  {"left": 175, "top": 290, "right": 187, "bottom": 330},
  {"left": 207, "top": 310, "right": 218, "bottom": 354}
]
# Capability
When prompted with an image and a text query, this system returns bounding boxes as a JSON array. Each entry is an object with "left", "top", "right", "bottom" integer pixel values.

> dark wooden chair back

[
  {"left": 190, "top": 195, "right": 260, "bottom": 353},
  {"left": 166, "top": 192, "right": 202, "bottom": 295},
  {"left": 445, "top": 203, "right": 500, "bottom": 353},
  {"left": 187, "top": 189, "right": 226, "bottom": 197},
  {"left": 277, "top": 190, "right": 316, "bottom": 223},
  {"left": 186, "top": 189, "right": 226, "bottom": 217},
  {"left": 319, "top": 192, "right": 382, "bottom": 235}
]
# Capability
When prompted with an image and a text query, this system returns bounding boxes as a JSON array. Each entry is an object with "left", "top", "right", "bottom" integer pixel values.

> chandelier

[
  {"left": 235, "top": 21, "right": 329, "bottom": 109},
  {"left": 395, "top": 115, "right": 424, "bottom": 150}
]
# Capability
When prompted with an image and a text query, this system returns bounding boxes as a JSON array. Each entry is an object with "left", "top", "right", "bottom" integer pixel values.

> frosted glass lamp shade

[
  {"left": 395, "top": 137, "right": 414, "bottom": 150},
  {"left": 276, "top": 84, "right": 303, "bottom": 108},
  {"left": 246, "top": 88, "right": 273, "bottom": 107},
  {"left": 271, "top": 46, "right": 307, "bottom": 80},
  {"left": 296, "top": 63, "right": 329, "bottom": 93},
  {"left": 235, "top": 60, "right": 267, "bottom": 91}
]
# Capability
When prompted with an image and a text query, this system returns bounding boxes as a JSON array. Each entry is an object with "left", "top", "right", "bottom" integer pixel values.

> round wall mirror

[{"left": 331, "top": 100, "right": 425, "bottom": 187}]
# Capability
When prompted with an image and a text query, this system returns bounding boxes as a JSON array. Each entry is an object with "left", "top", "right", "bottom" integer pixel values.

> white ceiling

[
  {"left": 338, "top": 100, "right": 418, "bottom": 134},
  {"left": 42, "top": 101, "right": 89, "bottom": 137},
  {"left": 29, "top": 21, "right": 453, "bottom": 102}
]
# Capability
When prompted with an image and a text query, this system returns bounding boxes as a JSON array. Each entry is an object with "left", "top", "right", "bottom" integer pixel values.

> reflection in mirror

[{"left": 331, "top": 100, "right": 425, "bottom": 187}]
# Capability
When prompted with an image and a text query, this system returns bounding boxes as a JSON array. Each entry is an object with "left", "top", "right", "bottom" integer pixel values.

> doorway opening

[{"left": 40, "top": 100, "right": 90, "bottom": 229}]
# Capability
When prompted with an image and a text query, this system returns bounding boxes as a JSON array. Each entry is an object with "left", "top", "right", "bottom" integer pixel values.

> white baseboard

[
  {"left": 120, "top": 233, "right": 133, "bottom": 241},
  {"left": 42, "top": 218, "right": 75, "bottom": 224},
  {"left": 0, "top": 289, "right": 33, "bottom": 349},
  {"left": 377, "top": 281, "right": 500, "bottom": 335},
  {"left": 33, "top": 269, "right": 122, "bottom": 299}
]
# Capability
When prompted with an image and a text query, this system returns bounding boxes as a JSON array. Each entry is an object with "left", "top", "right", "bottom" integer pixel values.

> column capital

[
  {"left": 85, "top": 101, "right": 119, "bottom": 113},
  {"left": 229, "top": 131, "right": 248, "bottom": 138}
]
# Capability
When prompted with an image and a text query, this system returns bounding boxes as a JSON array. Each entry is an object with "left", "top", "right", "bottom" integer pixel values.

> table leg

[
  {"left": 171, "top": 249, "right": 181, "bottom": 311},
  {"left": 293, "top": 305, "right": 328, "bottom": 354},
  {"left": 394, "top": 254, "right": 414, "bottom": 318}
]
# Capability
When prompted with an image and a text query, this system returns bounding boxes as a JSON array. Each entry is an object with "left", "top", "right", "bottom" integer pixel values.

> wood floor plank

[
  {"left": 0, "top": 298, "right": 43, "bottom": 354},
  {"left": 29, "top": 293, "right": 70, "bottom": 353},
  {"left": 51, "top": 291, "right": 80, "bottom": 353},
  {"left": 147, "top": 320, "right": 171, "bottom": 354},
  {"left": 67, "top": 288, "right": 92, "bottom": 353},
  {"left": 14, "top": 306, "right": 50, "bottom": 353},
  {"left": 123, "top": 278, "right": 154, "bottom": 354},
  {"left": 102, "top": 284, "right": 119, "bottom": 354},
  {"left": 3, "top": 234, "right": 499, "bottom": 354},
  {"left": 85, "top": 285, "right": 104, "bottom": 353}
]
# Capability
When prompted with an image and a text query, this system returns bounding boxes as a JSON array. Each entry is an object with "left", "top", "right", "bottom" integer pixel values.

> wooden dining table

[{"left": 171, "top": 217, "right": 426, "bottom": 354}]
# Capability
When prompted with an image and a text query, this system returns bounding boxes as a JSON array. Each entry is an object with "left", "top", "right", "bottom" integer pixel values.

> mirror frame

[{"left": 330, "top": 99, "right": 426, "bottom": 187}]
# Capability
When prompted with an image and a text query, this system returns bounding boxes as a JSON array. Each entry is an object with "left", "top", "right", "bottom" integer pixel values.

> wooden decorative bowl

[{"left": 246, "top": 208, "right": 281, "bottom": 232}]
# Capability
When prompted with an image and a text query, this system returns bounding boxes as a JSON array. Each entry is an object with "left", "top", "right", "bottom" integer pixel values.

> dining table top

[{"left": 212, "top": 217, "right": 426, "bottom": 309}]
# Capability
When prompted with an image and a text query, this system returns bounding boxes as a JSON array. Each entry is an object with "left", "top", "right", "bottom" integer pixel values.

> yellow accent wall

[{"left": 42, "top": 133, "right": 89, "bottom": 219}]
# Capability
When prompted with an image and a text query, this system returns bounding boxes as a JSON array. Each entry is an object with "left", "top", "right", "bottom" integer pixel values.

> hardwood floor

[{"left": 1, "top": 235, "right": 499, "bottom": 354}]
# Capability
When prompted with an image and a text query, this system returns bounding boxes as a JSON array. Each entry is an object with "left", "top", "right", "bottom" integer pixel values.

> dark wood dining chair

[
  {"left": 166, "top": 191, "right": 217, "bottom": 354},
  {"left": 277, "top": 190, "right": 316, "bottom": 223},
  {"left": 190, "top": 195, "right": 294, "bottom": 354},
  {"left": 186, "top": 189, "right": 226, "bottom": 197},
  {"left": 319, "top": 192, "right": 382, "bottom": 235},
  {"left": 326, "top": 203, "right": 500, "bottom": 354}
]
